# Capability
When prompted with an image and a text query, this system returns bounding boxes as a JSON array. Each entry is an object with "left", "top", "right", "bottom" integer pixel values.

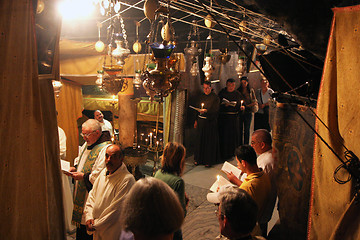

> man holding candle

[
  {"left": 218, "top": 78, "right": 242, "bottom": 161},
  {"left": 237, "top": 76, "right": 258, "bottom": 145},
  {"left": 194, "top": 81, "right": 220, "bottom": 167}
]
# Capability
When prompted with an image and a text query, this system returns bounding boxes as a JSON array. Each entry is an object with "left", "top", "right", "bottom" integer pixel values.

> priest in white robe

[{"left": 84, "top": 144, "right": 135, "bottom": 240}]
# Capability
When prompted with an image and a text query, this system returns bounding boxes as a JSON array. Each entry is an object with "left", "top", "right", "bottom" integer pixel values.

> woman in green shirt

[{"left": 154, "top": 142, "right": 188, "bottom": 240}]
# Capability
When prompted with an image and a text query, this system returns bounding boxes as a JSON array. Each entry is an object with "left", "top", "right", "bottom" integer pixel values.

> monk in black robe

[
  {"left": 218, "top": 78, "right": 241, "bottom": 160},
  {"left": 194, "top": 81, "right": 220, "bottom": 167}
]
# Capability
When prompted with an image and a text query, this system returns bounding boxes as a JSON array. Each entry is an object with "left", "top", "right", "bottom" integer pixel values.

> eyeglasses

[{"left": 80, "top": 131, "right": 96, "bottom": 138}]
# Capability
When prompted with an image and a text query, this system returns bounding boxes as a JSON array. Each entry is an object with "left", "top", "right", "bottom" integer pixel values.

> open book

[
  {"left": 221, "top": 161, "right": 242, "bottom": 179},
  {"left": 221, "top": 98, "right": 237, "bottom": 107},
  {"left": 61, "top": 160, "right": 71, "bottom": 174}
]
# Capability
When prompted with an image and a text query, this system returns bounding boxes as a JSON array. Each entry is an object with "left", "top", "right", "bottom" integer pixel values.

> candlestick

[
  {"left": 240, "top": 100, "right": 244, "bottom": 107},
  {"left": 201, "top": 103, "right": 204, "bottom": 109},
  {"left": 149, "top": 132, "right": 153, "bottom": 148}
]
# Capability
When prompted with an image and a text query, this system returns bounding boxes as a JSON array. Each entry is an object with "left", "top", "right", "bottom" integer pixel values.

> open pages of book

[{"left": 61, "top": 160, "right": 71, "bottom": 174}]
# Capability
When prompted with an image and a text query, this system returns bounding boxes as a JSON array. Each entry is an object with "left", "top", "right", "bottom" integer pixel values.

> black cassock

[
  {"left": 194, "top": 91, "right": 221, "bottom": 166},
  {"left": 218, "top": 88, "right": 241, "bottom": 160}
]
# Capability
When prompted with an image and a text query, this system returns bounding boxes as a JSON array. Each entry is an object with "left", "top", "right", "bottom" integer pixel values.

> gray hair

[
  {"left": 121, "top": 177, "right": 184, "bottom": 237},
  {"left": 219, "top": 187, "right": 258, "bottom": 235},
  {"left": 82, "top": 119, "right": 101, "bottom": 132}
]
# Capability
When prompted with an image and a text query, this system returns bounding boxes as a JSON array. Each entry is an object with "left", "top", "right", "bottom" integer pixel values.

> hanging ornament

[
  {"left": 190, "top": 61, "right": 198, "bottom": 77},
  {"left": 132, "top": 22, "right": 142, "bottom": 53},
  {"left": 96, "top": 70, "right": 104, "bottom": 90},
  {"left": 52, "top": 80, "right": 63, "bottom": 97},
  {"left": 133, "top": 41, "right": 142, "bottom": 53},
  {"left": 95, "top": 24, "right": 105, "bottom": 52},
  {"left": 95, "top": 40, "right": 105, "bottom": 52},
  {"left": 235, "top": 56, "right": 246, "bottom": 79},
  {"left": 184, "top": 40, "right": 202, "bottom": 63},
  {"left": 202, "top": 55, "right": 214, "bottom": 81},
  {"left": 161, "top": 22, "right": 174, "bottom": 41},
  {"left": 112, "top": 39, "right": 130, "bottom": 66},
  {"left": 114, "top": 1, "right": 121, "bottom": 13},
  {"left": 263, "top": 35, "right": 271, "bottom": 45},
  {"left": 144, "top": 0, "right": 159, "bottom": 22},
  {"left": 204, "top": 14, "right": 216, "bottom": 28}
]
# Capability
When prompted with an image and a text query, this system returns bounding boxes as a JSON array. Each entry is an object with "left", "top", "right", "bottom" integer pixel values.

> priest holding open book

[{"left": 218, "top": 78, "right": 242, "bottom": 161}]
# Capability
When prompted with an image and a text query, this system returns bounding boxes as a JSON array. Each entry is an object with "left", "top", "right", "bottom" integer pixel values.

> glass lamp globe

[
  {"left": 133, "top": 41, "right": 142, "bottom": 53},
  {"left": 95, "top": 40, "right": 105, "bottom": 52}
]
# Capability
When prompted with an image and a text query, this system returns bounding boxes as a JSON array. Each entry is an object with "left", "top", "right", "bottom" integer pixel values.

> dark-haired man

[{"left": 225, "top": 145, "right": 271, "bottom": 231}]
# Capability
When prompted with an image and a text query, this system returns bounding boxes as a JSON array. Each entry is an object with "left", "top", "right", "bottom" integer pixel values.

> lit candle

[
  {"left": 112, "top": 95, "right": 116, "bottom": 101},
  {"left": 156, "top": 141, "right": 159, "bottom": 150},
  {"left": 201, "top": 103, "right": 204, "bottom": 109},
  {"left": 145, "top": 138, "right": 148, "bottom": 146},
  {"left": 240, "top": 100, "right": 244, "bottom": 108},
  {"left": 149, "top": 132, "right": 153, "bottom": 148}
]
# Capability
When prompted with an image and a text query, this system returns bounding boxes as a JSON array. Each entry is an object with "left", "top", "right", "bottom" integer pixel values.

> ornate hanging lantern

[
  {"left": 235, "top": 56, "right": 246, "bottom": 79},
  {"left": 202, "top": 55, "right": 214, "bottom": 81},
  {"left": 141, "top": 1, "right": 180, "bottom": 100},
  {"left": 94, "top": 2, "right": 130, "bottom": 95}
]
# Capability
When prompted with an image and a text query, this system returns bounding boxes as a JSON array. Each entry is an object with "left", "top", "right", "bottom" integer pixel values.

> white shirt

[
  {"left": 100, "top": 119, "right": 113, "bottom": 137},
  {"left": 257, "top": 149, "right": 275, "bottom": 176},
  {"left": 58, "top": 127, "right": 66, "bottom": 160},
  {"left": 85, "top": 164, "right": 135, "bottom": 240},
  {"left": 74, "top": 142, "right": 110, "bottom": 224},
  {"left": 257, "top": 149, "right": 277, "bottom": 223}
]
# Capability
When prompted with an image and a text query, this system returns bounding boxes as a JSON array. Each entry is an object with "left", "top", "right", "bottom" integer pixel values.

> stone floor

[{"left": 67, "top": 155, "right": 279, "bottom": 240}]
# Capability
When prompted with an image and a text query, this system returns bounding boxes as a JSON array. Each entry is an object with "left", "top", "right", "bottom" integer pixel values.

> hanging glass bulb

[
  {"left": 103, "top": 0, "right": 110, "bottom": 9},
  {"left": 100, "top": 5, "right": 105, "bottom": 15},
  {"left": 114, "top": 1, "right": 121, "bottom": 13},
  {"left": 133, "top": 41, "right": 142, "bottom": 53},
  {"left": 95, "top": 40, "right": 105, "bottom": 52}
]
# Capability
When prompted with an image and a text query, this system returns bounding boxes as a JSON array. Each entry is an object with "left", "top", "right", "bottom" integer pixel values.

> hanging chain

[{"left": 119, "top": 15, "right": 128, "bottom": 49}]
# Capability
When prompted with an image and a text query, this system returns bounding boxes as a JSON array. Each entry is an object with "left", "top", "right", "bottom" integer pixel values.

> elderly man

[
  {"left": 94, "top": 110, "right": 113, "bottom": 137},
  {"left": 251, "top": 129, "right": 277, "bottom": 237},
  {"left": 224, "top": 145, "right": 271, "bottom": 236},
  {"left": 84, "top": 144, "right": 135, "bottom": 240},
  {"left": 67, "top": 119, "right": 112, "bottom": 240},
  {"left": 254, "top": 77, "right": 274, "bottom": 131},
  {"left": 207, "top": 186, "right": 264, "bottom": 240}
]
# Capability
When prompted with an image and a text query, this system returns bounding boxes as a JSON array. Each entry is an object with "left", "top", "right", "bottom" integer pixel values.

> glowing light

[
  {"left": 58, "top": 0, "right": 96, "bottom": 20},
  {"left": 95, "top": 40, "right": 105, "bottom": 52}
]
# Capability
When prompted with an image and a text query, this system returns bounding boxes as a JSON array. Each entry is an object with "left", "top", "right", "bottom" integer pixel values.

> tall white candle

[
  {"left": 201, "top": 103, "right": 204, "bottom": 109},
  {"left": 149, "top": 132, "right": 153, "bottom": 148}
]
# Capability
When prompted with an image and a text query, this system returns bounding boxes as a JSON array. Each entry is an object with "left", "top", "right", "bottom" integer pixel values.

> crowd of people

[
  {"left": 194, "top": 76, "right": 274, "bottom": 167},
  {"left": 57, "top": 92, "right": 277, "bottom": 240}
]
